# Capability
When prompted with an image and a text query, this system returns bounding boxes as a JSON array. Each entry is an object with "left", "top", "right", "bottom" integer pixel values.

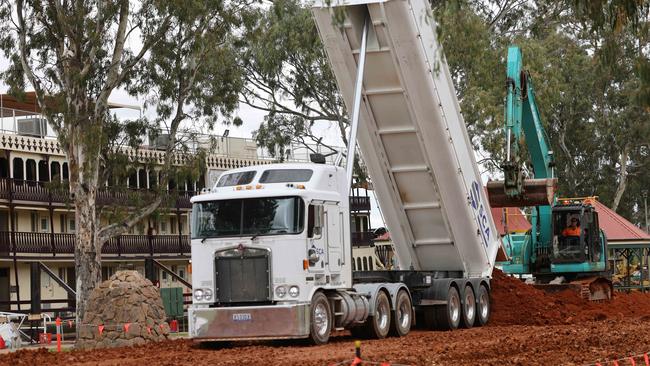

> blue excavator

[{"left": 487, "top": 46, "right": 613, "bottom": 301}]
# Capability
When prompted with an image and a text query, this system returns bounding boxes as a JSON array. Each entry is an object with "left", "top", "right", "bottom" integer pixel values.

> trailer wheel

[
  {"left": 390, "top": 290, "right": 412, "bottom": 337},
  {"left": 435, "top": 286, "right": 461, "bottom": 330},
  {"left": 460, "top": 285, "right": 476, "bottom": 328},
  {"left": 474, "top": 284, "right": 490, "bottom": 327},
  {"left": 366, "top": 291, "right": 391, "bottom": 339},
  {"left": 309, "top": 292, "right": 332, "bottom": 345}
]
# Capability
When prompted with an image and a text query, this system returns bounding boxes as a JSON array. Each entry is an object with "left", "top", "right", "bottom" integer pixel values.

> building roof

[
  {"left": 490, "top": 207, "right": 531, "bottom": 236},
  {"left": 592, "top": 200, "right": 650, "bottom": 243},
  {"left": 0, "top": 91, "right": 140, "bottom": 116}
]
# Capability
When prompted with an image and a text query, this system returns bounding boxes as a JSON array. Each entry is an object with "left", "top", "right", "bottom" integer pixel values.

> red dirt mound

[{"left": 490, "top": 268, "right": 650, "bottom": 326}]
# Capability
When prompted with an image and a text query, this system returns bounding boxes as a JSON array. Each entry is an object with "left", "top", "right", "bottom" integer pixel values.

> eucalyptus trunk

[{"left": 68, "top": 125, "right": 103, "bottom": 339}]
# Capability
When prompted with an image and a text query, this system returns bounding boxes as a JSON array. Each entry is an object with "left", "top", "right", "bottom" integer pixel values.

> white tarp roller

[{"left": 313, "top": 0, "right": 502, "bottom": 277}]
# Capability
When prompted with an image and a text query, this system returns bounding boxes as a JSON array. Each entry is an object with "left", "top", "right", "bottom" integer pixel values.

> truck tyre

[
  {"left": 309, "top": 292, "right": 332, "bottom": 345},
  {"left": 366, "top": 291, "right": 391, "bottom": 339},
  {"left": 435, "top": 286, "right": 461, "bottom": 330},
  {"left": 474, "top": 284, "right": 490, "bottom": 327},
  {"left": 460, "top": 285, "right": 476, "bottom": 328},
  {"left": 389, "top": 290, "right": 412, "bottom": 337}
]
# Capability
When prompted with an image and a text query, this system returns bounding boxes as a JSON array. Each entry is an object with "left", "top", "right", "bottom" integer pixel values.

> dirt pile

[
  {"left": 490, "top": 268, "right": 650, "bottom": 326},
  {"left": 76, "top": 270, "right": 170, "bottom": 349}
]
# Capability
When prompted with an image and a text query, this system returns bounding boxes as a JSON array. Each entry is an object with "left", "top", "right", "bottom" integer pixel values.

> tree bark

[
  {"left": 68, "top": 125, "right": 102, "bottom": 340},
  {"left": 612, "top": 143, "right": 630, "bottom": 212}
]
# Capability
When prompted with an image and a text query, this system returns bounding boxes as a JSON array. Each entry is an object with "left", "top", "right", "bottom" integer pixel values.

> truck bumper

[{"left": 189, "top": 303, "right": 310, "bottom": 341}]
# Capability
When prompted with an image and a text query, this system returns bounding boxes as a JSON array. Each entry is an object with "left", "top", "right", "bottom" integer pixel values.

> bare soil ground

[{"left": 3, "top": 270, "right": 650, "bottom": 366}]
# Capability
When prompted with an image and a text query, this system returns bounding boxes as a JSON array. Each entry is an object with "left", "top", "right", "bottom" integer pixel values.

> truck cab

[{"left": 189, "top": 163, "right": 354, "bottom": 341}]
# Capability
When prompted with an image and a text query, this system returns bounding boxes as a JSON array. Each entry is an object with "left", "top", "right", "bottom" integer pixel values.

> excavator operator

[{"left": 562, "top": 217, "right": 581, "bottom": 237}]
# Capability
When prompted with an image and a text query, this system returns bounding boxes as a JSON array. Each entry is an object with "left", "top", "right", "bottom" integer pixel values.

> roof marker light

[
  {"left": 297, "top": 184, "right": 305, "bottom": 189},
  {"left": 245, "top": 185, "right": 253, "bottom": 190},
  {"left": 235, "top": 186, "right": 243, "bottom": 191},
  {"left": 256, "top": 184, "right": 263, "bottom": 189}
]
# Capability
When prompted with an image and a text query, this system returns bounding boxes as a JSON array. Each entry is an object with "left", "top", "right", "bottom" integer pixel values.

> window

[
  {"left": 369, "top": 257, "right": 374, "bottom": 271},
  {"left": 58, "top": 267, "right": 67, "bottom": 282},
  {"left": 162, "top": 269, "right": 168, "bottom": 280},
  {"left": 259, "top": 169, "right": 313, "bottom": 183},
  {"left": 38, "top": 160, "right": 49, "bottom": 182},
  {"left": 192, "top": 197, "right": 305, "bottom": 239},
  {"left": 12, "top": 158, "right": 24, "bottom": 180},
  {"left": 171, "top": 265, "right": 177, "bottom": 282},
  {"left": 69, "top": 218, "right": 76, "bottom": 232},
  {"left": 352, "top": 258, "right": 356, "bottom": 271},
  {"left": 30, "top": 212, "right": 37, "bottom": 232},
  {"left": 170, "top": 217, "right": 177, "bottom": 234},
  {"left": 308, "top": 205, "right": 324, "bottom": 239},
  {"left": 26, "top": 159, "right": 36, "bottom": 181},
  {"left": 363, "top": 257, "right": 368, "bottom": 271},
  {"left": 179, "top": 266, "right": 186, "bottom": 280},
  {"left": 160, "top": 221, "right": 167, "bottom": 234},
  {"left": 357, "top": 257, "right": 362, "bottom": 271},
  {"left": 51, "top": 161, "right": 61, "bottom": 181},
  {"left": 60, "top": 214, "right": 66, "bottom": 233},
  {"left": 40, "top": 217, "right": 49, "bottom": 232},
  {"left": 62, "top": 163, "right": 69, "bottom": 180},
  {"left": 216, "top": 171, "right": 256, "bottom": 187}
]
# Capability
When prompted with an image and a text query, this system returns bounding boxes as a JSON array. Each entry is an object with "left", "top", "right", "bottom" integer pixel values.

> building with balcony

[
  {"left": 0, "top": 93, "right": 291, "bottom": 314},
  {"left": 0, "top": 93, "right": 371, "bottom": 318}
]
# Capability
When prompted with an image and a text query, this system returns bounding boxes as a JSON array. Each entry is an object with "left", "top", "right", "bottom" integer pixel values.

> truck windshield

[{"left": 191, "top": 197, "right": 304, "bottom": 239}]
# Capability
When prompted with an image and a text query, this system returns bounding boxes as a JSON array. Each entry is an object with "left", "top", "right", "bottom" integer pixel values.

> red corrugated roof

[
  {"left": 490, "top": 207, "right": 531, "bottom": 236},
  {"left": 592, "top": 200, "right": 650, "bottom": 242}
]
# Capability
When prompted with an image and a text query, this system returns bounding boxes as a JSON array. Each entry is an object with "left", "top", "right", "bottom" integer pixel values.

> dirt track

[
  {"left": 3, "top": 271, "right": 650, "bottom": 366},
  {"left": 2, "top": 319, "right": 650, "bottom": 366}
]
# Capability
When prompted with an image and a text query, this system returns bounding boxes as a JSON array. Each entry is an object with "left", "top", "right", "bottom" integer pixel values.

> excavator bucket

[
  {"left": 533, "top": 277, "right": 613, "bottom": 302},
  {"left": 487, "top": 178, "right": 557, "bottom": 208}
]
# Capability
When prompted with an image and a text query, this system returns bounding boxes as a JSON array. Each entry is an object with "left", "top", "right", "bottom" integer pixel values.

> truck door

[
  {"left": 326, "top": 204, "right": 342, "bottom": 273},
  {"left": 307, "top": 203, "right": 327, "bottom": 272}
]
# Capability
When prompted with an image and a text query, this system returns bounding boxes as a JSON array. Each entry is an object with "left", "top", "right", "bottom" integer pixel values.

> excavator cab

[{"left": 550, "top": 202, "right": 605, "bottom": 270}]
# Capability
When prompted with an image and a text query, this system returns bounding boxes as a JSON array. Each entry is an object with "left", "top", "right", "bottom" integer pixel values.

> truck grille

[{"left": 215, "top": 246, "right": 271, "bottom": 303}]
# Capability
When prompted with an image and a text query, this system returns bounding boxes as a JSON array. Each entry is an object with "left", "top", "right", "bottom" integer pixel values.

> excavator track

[{"left": 533, "top": 277, "right": 613, "bottom": 302}]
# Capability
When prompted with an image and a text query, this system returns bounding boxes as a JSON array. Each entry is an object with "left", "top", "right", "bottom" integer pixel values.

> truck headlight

[
  {"left": 275, "top": 285, "right": 287, "bottom": 298},
  {"left": 203, "top": 288, "right": 213, "bottom": 300},
  {"left": 289, "top": 286, "right": 300, "bottom": 298},
  {"left": 193, "top": 289, "right": 204, "bottom": 301}
]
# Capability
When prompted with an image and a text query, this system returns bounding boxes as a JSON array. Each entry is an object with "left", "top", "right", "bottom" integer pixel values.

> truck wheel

[
  {"left": 309, "top": 292, "right": 332, "bottom": 345},
  {"left": 366, "top": 291, "right": 391, "bottom": 339},
  {"left": 460, "top": 285, "right": 476, "bottom": 328},
  {"left": 389, "top": 290, "right": 412, "bottom": 337},
  {"left": 435, "top": 286, "right": 461, "bottom": 330},
  {"left": 474, "top": 284, "right": 490, "bottom": 327}
]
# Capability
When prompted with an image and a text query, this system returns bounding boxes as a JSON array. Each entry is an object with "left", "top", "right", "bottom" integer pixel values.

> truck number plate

[{"left": 232, "top": 313, "right": 252, "bottom": 322}]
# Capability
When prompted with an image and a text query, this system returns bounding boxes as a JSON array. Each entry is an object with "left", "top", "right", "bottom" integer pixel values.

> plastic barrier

[
  {"left": 328, "top": 341, "right": 410, "bottom": 366},
  {"left": 590, "top": 352, "right": 650, "bottom": 366},
  {"left": 38, "top": 332, "right": 52, "bottom": 344}
]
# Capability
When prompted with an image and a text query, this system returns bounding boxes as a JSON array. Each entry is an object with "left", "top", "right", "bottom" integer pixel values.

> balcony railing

[
  {"left": 351, "top": 231, "right": 375, "bottom": 247},
  {"left": 350, "top": 196, "right": 371, "bottom": 212},
  {"left": 0, "top": 231, "right": 190, "bottom": 257},
  {"left": 0, "top": 178, "right": 194, "bottom": 209}
]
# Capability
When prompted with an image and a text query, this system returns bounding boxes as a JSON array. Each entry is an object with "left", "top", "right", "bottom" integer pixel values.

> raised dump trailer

[
  {"left": 313, "top": 0, "right": 501, "bottom": 276},
  {"left": 188, "top": 0, "right": 503, "bottom": 345}
]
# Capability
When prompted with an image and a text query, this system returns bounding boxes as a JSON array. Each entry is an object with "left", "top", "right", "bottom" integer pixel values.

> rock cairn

[{"left": 77, "top": 270, "right": 170, "bottom": 349}]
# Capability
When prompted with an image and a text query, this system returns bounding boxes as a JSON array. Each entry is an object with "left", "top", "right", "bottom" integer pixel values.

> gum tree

[{"left": 0, "top": 0, "right": 249, "bottom": 335}]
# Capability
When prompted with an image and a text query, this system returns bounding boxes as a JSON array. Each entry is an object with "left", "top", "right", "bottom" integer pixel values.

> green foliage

[
  {"left": 240, "top": 0, "right": 347, "bottom": 158},
  {"left": 435, "top": 0, "right": 649, "bottom": 224}
]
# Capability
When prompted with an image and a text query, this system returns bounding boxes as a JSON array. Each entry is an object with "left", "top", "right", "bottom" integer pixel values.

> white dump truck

[{"left": 188, "top": 0, "right": 503, "bottom": 344}]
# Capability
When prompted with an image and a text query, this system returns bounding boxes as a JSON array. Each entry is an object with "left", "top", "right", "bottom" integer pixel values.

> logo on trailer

[{"left": 470, "top": 181, "right": 491, "bottom": 248}]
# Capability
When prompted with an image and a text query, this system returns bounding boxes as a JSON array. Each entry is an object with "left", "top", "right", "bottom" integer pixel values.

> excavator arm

[{"left": 487, "top": 46, "right": 557, "bottom": 208}]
